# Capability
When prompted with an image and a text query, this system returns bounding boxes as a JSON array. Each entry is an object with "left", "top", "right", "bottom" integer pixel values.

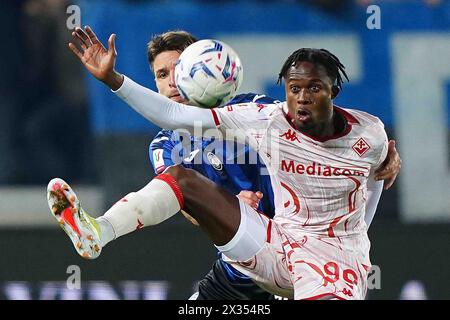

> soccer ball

[{"left": 175, "top": 39, "right": 243, "bottom": 108}]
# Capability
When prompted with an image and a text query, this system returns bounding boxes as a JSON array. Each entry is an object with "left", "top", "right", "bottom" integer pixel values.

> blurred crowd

[
  {"left": 295, "top": 0, "right": 444, "bottom": 13},
  {"left": 0, "top": 0, "right": 94, "bottom": 185}
]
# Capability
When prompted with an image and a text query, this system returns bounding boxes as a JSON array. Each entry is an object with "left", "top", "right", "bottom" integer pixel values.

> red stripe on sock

[
  {"left": 210, "top": 109, "right": 220, "bottom": 126},
  {"left": 154, "top": 173, "right": 184, "bottom": 209}
]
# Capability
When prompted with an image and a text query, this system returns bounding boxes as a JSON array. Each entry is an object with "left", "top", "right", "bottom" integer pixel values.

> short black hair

[
  {"left": 277, "top": 48, "right": 349, "bottom": 90},
  {"left": 147, "top": 31, "right": 198, "bottom": 69}
]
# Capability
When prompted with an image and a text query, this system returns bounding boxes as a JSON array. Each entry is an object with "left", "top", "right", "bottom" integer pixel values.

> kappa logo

[
  {"left": 256, "top": 103, "right": 266, "bottom": 112},
  {"left": 280, "top": 129, "right": 301, "bottom": 143},
  {"left": 207, "top": 152, "right": 223, "bottom": 171},
  {"left": 352, "top": 138, "right": 371, "bottom": 157},
  {"left": 341, "top": 288, "right": 354, "bottom": 297}
]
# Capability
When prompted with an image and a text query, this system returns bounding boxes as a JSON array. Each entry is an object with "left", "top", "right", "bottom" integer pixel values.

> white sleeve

[
  {"left": 364, "top": 177, "right": 384, "bottom": 228},
  {"left": 215, "top": 103, "right": 276, "bottom": 150},
  {"left": 113, "top": 76, "right": 217, "bottom": 134},
  {"left": 364, "top": 125, "right": 388, "bottom": 228}
]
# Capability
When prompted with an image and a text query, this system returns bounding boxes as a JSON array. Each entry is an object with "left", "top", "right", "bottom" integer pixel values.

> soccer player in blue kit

[{"left": 58, "top": 27, "right": 401, "bottom": 300}]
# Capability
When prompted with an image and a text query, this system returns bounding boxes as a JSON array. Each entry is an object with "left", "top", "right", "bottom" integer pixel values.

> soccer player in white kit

[
  {"left": 206, "top": 50, "right": 387, "bottom": 299},
  {"left": 51, "top": 28, "right": 393, "bottom": 300}
]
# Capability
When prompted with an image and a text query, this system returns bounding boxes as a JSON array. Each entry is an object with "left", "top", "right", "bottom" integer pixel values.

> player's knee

[
  {"left": 163, "top": 164, "right": 187, "bottom": 181},
  {"left": 163, "top": 165, "right": 198, "bottom": 191}
]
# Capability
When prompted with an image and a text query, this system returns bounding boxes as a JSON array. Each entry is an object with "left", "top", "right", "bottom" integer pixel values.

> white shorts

[{"left": 217, "top": 199, "right": 371, "bottom": 300}]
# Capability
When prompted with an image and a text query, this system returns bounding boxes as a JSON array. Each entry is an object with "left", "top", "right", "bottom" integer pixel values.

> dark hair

[
  {"left": 147, "top": 30, "right": 198, "bottom": 69},
  {"left": 277, "top": 48, "right": 349, "bottom": 90}
]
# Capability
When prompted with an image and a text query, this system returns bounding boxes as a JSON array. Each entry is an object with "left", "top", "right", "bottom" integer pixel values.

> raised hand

[{"left": 68, "top": 26, "right": 123, "bottom": 90}]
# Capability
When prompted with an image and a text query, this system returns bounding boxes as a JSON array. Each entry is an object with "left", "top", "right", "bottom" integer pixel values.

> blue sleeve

[{"left": 149, "top": 130, "right": 180, "bottom": 174}]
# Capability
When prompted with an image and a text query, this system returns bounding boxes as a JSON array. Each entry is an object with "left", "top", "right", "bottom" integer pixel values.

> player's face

[
  {"left": 153, "top": 50, "right": 187, "bottom": 104},
  {"left": 285, "top": 61, "right": 335, "bottom": 136}
]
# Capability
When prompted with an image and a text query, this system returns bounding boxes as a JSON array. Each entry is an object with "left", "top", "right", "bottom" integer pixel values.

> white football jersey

[{"left": 214, "top": 102, "right": 388, "bottom": 241}]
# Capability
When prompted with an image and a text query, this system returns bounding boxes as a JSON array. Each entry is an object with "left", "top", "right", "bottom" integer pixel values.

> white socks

[
  {"left": 96, "top": 216, "right": 115, "bottom": 247},
  {"left": 96, "top": 174, "right": 184, "bottom": 246}
]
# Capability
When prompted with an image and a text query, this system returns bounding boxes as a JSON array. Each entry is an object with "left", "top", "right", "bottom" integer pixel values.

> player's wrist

[{"left": 103, "top": 71, "right": 124, "bottom": 91}]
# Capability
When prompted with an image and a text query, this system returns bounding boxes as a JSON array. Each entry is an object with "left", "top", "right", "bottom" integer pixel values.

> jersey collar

[{"left": 283, "top": 105, "right": 359, "bottom": 143}]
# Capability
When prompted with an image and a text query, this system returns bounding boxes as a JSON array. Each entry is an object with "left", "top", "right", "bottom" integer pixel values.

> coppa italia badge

[{"left": 352, "top": 138, "right": 370, "bottom": 157}]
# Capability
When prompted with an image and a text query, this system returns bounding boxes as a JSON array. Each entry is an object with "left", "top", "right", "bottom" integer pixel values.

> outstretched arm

[
  {"left": 114, "top": 76, "right": 217, "bottom": 133},
  {"left": 68, "top": 26, "right": 217, "bottom": 133}
]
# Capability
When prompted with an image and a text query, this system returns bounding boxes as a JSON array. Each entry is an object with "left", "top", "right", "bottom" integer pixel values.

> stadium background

[{"left": 0, "top": 0, "right": 448, "bottom": 299}]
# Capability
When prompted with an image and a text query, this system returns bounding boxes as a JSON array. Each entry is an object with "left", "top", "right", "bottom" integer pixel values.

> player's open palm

[{"left": 68, "top": 26, "right": 117, "bottom": 83}]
